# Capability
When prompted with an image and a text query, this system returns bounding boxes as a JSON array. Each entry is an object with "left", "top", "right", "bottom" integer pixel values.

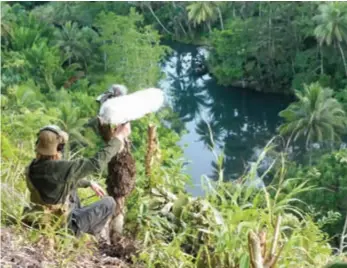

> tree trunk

[
  {"left": 248, "top": 231, "right": 264, "bottom": 268},
  {"left": 240, "top": 2, "right": 246, "bottom": 19},
  {"left": 103, "top": 40, "right": 107, "bottom": 72},
  {"left": 45, "top": 73, "right": 55, "bottom": 92},
  {"left": 187, "top": 20, "right": 194, "bottom": 38},
  {"left": 178, "top": 20, "right": 187, "bottom": 36},
  {"left": 181, "top": 6, "right": 194, "bottom": 39},
  {"left": 207, "top": 22, "right": 212, "bottom": 33},
  {"left": 248, "top": 216, "right": 283, "bottom": 268},
  {"left": 145, "top": 124, "right": 158, "bottom": 190},
  {"left": 268, "top": 3, "right": 272, "bottom": 59},
  {"left": 216, "top": 7, "right": 224, "bottom": 30},
  {"left": 319, "top": 46, "right": 324, "bottom": 74},
  {"left": 337, "top": 42, "right": 347, "bottom": 77},
  {"left": 83, "top": 59, "right": 88, "bottom": 72},
  {"left": 147, "top": 4, "right": 173, "bottom": 35},
  {"left": 340, "top": 215, "right": 347, "bottom": 254},
  {"left": 304, "top": 133, "right": 313, "bottom": 165}
]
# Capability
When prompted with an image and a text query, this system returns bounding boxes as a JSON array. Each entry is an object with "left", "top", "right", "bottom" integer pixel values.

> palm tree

[
  {"left": 51, "top": 2, "right": 76, "bottom": 24},
  {"left": 186, "top": 2, "right": 220, "bottom": 33},
  {"left": 195, "top": 119, "right": 225, "bottom": 149},
  {"left": 144, "top": 2, "right": 173, "bottom": 35},
  {"left": 54, "top": 21, "right": 93, "bottom": 67},
  {"left": 169, "top": 74, "right": 209, "bottom": 122},
  {"left": 10, "top": 25, "right": 42, "bottom": 51},
  {"left": 54, "top": 100, "right": 91, "bottom": 156},
  {"left": 279, "top": 83, "right": 347, "bottom": 149},
  {"left": 314, "top": 2, "right": 347, "bottom": 77},
  {"left": 7, "top": 81, "right": 45, "bottom": 111},
  {"left": 187, "top": 2, "right": 215, "bottom": 32},
  {"left": 215, "top": 2, "right": 225, "bottom": 30},
  {"left": 1, "top": 3, "right": 16, "bottom": 40},
  {"left": 25, "top": 41, "right": 63, "bottom": 91},
  {"left": 175, "top": 2, "right": 194, "bottom": 38},
  {"left": 171, "top": 2, "right": 188, "bottom": 38}
]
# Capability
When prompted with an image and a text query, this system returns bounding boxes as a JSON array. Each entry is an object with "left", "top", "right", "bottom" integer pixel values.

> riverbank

[{"left": 164, "top": 38, "right": 298, "bottom": 95}]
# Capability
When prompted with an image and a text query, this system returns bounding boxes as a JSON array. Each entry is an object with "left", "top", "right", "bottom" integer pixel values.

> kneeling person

[{"left": 23, "top": 122, "right": 131, "bottom": 237}]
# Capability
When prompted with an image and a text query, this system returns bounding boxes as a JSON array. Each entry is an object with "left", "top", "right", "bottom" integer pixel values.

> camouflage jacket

[{"left": 25, "top": 137, "right": 122, "bottom": 208}]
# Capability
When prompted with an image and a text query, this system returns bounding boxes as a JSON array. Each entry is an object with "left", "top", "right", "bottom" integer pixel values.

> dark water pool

[{"left": 159, "top": 42, "right": 292, "bottom": 196}]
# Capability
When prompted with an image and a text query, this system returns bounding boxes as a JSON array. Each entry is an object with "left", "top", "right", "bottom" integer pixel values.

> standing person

[{"left": 23, "top": 122, "right": 131, "bottom": 238}]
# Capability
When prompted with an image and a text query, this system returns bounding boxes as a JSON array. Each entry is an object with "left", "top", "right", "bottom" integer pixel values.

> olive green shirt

[{"left": 26, "top": 137, "right": 122, "bottom": 205}]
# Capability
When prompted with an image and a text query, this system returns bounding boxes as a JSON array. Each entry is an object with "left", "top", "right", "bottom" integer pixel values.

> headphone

[{"left": 36, "top": 125, "right": 66, "bottom": 153}]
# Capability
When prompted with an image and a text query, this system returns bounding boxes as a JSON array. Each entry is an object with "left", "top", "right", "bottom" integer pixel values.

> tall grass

[
  {"left": 133, "top": 138, "right": 333, "bottom": 267},
  {"left": 0, "top": 134, "right": 343, "bottom": 267},
  {"left": 0, "top": 155, "right": 97, "bottom": 264}
]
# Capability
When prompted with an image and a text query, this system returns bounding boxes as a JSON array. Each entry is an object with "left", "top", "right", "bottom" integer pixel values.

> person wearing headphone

[{"left": 23, "top": 122, "right": 131, "bottom": 238}]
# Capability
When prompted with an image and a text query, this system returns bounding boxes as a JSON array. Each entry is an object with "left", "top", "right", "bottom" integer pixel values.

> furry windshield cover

[{"left": 98, "top": 87, "right": 165, "bottom": 126}]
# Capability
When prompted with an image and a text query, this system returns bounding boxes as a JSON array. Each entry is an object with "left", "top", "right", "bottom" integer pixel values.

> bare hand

[
  {"left": 114, "top": 122, "right": 131, "bottom": 141},
  {"left": 90, "top": 181, "right": 106, "bottom": 198}
]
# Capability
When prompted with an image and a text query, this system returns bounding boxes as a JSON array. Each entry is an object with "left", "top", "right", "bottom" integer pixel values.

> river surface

[{"left": 159, "top": 42, "right": 292, "bottom": 196}]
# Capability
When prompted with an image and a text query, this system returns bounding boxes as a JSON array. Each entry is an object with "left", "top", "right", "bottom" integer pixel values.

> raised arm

[{"left": 65, "top": 123, "right": 131, "bottom": 183}]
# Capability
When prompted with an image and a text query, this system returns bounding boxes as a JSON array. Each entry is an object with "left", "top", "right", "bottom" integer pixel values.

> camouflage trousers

[{"left": 67, "top": 196, "right": 116, "bottom": 237}]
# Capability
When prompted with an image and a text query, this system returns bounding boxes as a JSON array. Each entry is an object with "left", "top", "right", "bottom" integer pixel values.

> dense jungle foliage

[
  {"left": 1, "top": 1, "right": 347, "bottom": 267},
  {"left": 139, "top": 1, "right": 347, "bottom": 94}
]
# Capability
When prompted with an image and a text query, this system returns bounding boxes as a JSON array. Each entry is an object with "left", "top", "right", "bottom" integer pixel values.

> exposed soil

[{"left": 0, "top": 228, "right": 141, "bottom": 268}]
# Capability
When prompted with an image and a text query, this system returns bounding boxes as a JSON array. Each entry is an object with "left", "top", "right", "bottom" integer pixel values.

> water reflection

[{"left": 159, "top": 43, "right": 291, "bottom": 195}]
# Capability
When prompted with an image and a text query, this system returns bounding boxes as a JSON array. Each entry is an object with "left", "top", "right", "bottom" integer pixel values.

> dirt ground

[{"left": 0, "top": 228, "right": 140, "bottom": 268}]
